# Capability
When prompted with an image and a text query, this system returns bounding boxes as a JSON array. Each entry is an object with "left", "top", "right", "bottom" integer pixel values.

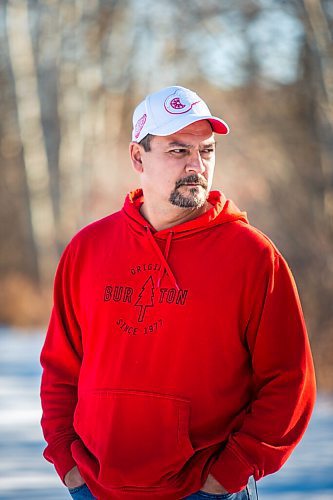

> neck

[{"left": 140, "top": 200, "right": 212, "bottom": 231}]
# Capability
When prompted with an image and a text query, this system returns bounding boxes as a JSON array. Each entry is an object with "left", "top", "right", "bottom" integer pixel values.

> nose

[{"left": 185, "top": 150, "right": 205, "bottom": 174}]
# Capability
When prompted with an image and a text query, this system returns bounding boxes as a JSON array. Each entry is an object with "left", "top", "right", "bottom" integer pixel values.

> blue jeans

[
  {"left": 68, "top": 477, "right": 258, "bottom": 499},
  {"left": 185, "top": 476, "right": 258, "bottom": 499},
  {"left": 68, "top": 483, "right": 96, "bottom": 499}
]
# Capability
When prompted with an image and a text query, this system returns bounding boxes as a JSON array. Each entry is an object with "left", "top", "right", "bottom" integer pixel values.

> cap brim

[
  {"left": 150, "top": 114, "right": 229, "bottom": 137},
  {"left": 208, "top": 117, "right": 229, "bottom": 135}
]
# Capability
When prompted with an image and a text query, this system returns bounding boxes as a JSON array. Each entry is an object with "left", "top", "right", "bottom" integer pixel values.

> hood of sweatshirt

[{"left": 122, "top": 189, "right": 248, "bottom": 289}]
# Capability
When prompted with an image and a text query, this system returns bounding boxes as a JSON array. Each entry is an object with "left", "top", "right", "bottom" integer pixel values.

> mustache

[{"left": 175, "top": 174, "right": 208, "bottom": 189}]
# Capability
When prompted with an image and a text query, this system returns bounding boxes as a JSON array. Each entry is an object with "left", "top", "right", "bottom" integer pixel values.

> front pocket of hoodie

[{"left": 73, "top": 389, "right": 194, "bottom": 488}]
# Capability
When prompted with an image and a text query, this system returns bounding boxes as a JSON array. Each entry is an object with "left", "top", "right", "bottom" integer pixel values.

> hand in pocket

[{"left": 64, "top": 465, "right": 85, "bottom": 489}]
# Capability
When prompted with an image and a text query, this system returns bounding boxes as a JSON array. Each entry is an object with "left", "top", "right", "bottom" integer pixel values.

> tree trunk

[
  {"left": 302, "top": 0, "right": 333, "bottom": 224},
  {"left": 6, "top": 0, "right": 58, "bottom": 286}
]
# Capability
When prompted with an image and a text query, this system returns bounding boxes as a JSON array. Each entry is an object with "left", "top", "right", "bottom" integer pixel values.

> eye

[
  {"left": 200, "top": 148, "right": 215, "bottom": 156},
  {"left": 169, "top": 149, "right": 188, "bottom": 155}
]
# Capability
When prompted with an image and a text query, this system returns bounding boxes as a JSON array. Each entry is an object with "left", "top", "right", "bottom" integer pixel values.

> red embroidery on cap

[
  {"left": 170, "top": 97, "right": 186, "bottom": 110},
  {"left": 164, "top": 89, "right": 201, "bottom": 115},
  {"left": 134, "top": 113, "right": 147, "bottom": 139}
]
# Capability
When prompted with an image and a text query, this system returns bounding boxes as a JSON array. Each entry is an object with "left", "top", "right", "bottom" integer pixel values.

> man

[{"left": 40, "top": 86, "right": 316, "bottom": 500}]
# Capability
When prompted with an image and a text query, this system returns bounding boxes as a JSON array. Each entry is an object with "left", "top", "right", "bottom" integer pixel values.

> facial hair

[{"left": 169, "top": 174, "right": 208, "bottom": 208}]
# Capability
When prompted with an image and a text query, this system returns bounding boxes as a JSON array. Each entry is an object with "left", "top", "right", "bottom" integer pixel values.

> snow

[{"left": 0, "top": 329, "right": 332, "bottom": 500}]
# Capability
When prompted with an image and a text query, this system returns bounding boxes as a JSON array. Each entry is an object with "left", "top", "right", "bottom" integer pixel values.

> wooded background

[{"left": 0, "top": 0, "right": 332, "bottom": 390}]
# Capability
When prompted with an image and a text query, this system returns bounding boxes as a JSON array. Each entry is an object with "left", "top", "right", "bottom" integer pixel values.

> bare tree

[
  {"left": 302, "top": 0, "right": 333, "bottom": 224},
  {"left": 6, "top": 0, "right": 58, "bottom": 286}
]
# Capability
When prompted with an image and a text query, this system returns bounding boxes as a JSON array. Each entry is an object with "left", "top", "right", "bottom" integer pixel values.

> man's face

[{"left": 135, "top": 120, "right": 216, "bottom": 210}]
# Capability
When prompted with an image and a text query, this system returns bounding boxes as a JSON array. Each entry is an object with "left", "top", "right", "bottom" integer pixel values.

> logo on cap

[
  {"left": 164, "top": 89, "right": 200, "bottom": 115},
  {"left": 170, "top": 97, "right": 185, "bottom": 110},
  {"left": 134, "top": 113, "right": 147, "bottom": 139}
]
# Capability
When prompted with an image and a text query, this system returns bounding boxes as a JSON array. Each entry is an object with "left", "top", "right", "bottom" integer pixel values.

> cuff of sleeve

[
  {"left": 209, "top": 442, "right": 254, "bottom": 493},
  {"left": 43, "top": 442, "right": 77, "bottom": 483}
]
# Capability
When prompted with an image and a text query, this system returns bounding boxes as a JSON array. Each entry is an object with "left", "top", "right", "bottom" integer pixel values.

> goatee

[{"left": 169, "top": 174, "right": 208, "bottom": 208}]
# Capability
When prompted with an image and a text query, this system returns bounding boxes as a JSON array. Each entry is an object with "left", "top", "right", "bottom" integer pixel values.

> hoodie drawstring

[{"left": 145, "top": 227, "right": 180, "bottom": 290}]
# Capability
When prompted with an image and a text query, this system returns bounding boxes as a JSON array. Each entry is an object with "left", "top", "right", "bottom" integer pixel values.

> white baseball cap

[{"left": 131, "top": 85, "right": 229, "bottom": 143}]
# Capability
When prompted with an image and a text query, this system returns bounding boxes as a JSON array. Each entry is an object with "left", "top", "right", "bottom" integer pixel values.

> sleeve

[
  {"left": 209, "top": 248, "right": 316, "bottom": 493},
  {"left": 40, "top": 243, "right": 83, "bottom": 482}
]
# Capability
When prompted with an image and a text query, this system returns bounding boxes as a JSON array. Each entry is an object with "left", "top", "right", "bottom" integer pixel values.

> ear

[{"left": 129, "top": 142, "right": 144, "bottom": 173}]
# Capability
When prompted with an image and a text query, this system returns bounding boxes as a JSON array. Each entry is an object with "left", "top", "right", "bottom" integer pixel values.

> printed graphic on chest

[{"left": 103, "top": 263, "right": 189, "bottom": 336}]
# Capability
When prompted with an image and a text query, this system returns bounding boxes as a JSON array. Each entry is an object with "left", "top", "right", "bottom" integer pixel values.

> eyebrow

[{"left": 167, "top": 140, "right": 216, "bottom": 148}]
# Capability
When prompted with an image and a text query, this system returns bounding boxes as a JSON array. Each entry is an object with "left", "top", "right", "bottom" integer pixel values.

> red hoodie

[{"left": 40, "top": 190, "right": 316, "bottom": 499}]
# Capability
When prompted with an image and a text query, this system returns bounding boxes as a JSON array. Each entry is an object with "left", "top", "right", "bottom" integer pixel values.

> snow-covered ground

[{"left": 0, "top": 329, "right": 332, "bottom": 500}]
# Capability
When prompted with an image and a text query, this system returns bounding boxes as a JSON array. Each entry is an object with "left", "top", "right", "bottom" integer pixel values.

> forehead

[
  {"left": 155, "top": 120, "right": 214, "bottom": 146},
  {"left": 174, "top": 120, "right": 213, "bottom": 137}
]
